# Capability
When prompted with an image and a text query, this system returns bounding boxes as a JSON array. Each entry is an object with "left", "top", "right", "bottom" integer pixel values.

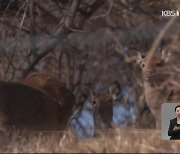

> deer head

[
  {"left": 91, "top": 81, "right": 121, "bottom": 105},
  {"left": 136, "top": 50, "right": 171, "bottom": 86}
]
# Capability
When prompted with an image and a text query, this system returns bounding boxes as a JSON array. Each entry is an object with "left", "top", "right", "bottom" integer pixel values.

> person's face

[{"left": 175, "top": 107, "right": 180, "bottom": 118}]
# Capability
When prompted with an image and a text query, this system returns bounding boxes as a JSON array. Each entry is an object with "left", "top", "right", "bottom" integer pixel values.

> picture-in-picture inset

[{"left": 161, "top": 103, "right": 180, "bottom": 140}]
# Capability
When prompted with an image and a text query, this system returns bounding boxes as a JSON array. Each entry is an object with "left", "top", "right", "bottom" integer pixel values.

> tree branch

[{"left": 19, "top": 0, "right": 81, "bottom": 78}]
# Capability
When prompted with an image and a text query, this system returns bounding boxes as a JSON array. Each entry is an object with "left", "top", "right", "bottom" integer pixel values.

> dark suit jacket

[{"left": 168, "top": 118, "right": 180, "bottom": 140}]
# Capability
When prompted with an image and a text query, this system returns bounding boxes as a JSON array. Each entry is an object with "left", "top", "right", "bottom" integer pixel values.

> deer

[
  {"left": 136, "top": 49, "right": 180, "bottom": 129},
  {"left": 90, "top": 81, "right": 121, "bottom": 136},
  {"left": 19, "top": 73, "right": 75, "bottom": 127},
  {"left": 20, "top": 73, "right": 63, "bottom": 102},
  {"left": 0, "top": 73, "right": 75, "bottom": 132}
]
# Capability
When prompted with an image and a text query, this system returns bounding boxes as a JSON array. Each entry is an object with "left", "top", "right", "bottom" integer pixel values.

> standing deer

[
  {"left": 0, "top": 73, "right": 75, "bottom": 132},
  {"left": 136, "top": 50, "right": 180, "bottom": 129},
  {"left": 91, "top": 81, "right": 121, "bottom": 136}
]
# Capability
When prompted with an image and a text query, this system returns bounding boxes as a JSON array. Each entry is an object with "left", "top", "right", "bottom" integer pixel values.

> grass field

[{"left": 0, "top": 128, "right": 179, "bottom": 153}]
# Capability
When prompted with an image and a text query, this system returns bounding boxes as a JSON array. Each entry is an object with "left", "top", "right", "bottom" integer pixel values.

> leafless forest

[{"left": 0, "top": 0, "right": 180, "bottom": 153}]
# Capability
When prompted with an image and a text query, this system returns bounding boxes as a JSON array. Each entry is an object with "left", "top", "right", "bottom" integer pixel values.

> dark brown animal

[
  {"left": 0, "top": 73, "right": 75, "bottom": 132},
  {"left": 0, "top": 81, "right": 62, "bottom": 132},
  {"left": 20, "top": 73, "right": 75, "bottom": 126},
  {"left": 91, "top": 81, "right": 121, "bottom": 135},
  {"left": 20, "top": 73, "right": 61, "bottom": 102}
]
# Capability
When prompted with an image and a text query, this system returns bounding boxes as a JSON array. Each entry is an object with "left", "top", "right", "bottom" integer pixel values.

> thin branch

[
  {"left": 20, "top": 0, "right": 81, "bottom": 78},
  {"left": 4, "top": 3, "right": 28, "bottom": 80},
  {"left": 90, "top": 0, "right": 113, "bottom": 20},
  {"left": 29, "top": 0, "right": 36, "bottom": 56}
]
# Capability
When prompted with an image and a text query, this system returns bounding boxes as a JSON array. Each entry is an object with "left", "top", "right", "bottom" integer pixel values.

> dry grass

[{"left": 0, "top": 128, "right": 179, "bottom": 153}]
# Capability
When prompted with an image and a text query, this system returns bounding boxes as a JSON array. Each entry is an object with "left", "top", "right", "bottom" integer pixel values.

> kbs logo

[{"left": 162, "top": 10, "right": 179, "bottom": 17}]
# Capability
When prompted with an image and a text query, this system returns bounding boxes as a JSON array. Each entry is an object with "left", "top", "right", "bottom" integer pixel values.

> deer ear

[
  {"left": 90, "top": 90, "right": 96, "bottom": 102},
  {"left": 109, "top": 81, "right": 121, "bottom": 100},
  {"left": 161, "top": 49, "right": 171, "bottom": 63}
]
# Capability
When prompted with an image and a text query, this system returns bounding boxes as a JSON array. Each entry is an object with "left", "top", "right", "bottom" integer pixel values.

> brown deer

[
  {"left": 136, "top": 50, "right": 180, "bottom": 129},
  {"left": 20, "top": 73, "right": 76, "bottom": 129},
  {"left": 0, "top": 74, "right": 75, "bottom": 132},
  {"left": 19, "top": 73, "right": 61, "bottom": 102},
  {"left": 91, "top": 81, "right": 121, "bottom": 136}
]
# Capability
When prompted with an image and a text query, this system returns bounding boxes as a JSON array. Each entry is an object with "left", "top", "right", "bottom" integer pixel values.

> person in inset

[{"left": 168, "top": 105, "right": 180, "bottom": 140}]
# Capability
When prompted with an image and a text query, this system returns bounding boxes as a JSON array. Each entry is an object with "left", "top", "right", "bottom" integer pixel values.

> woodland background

[{"left": 0, "top": 0, "right": 180, "bottom": 152}]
